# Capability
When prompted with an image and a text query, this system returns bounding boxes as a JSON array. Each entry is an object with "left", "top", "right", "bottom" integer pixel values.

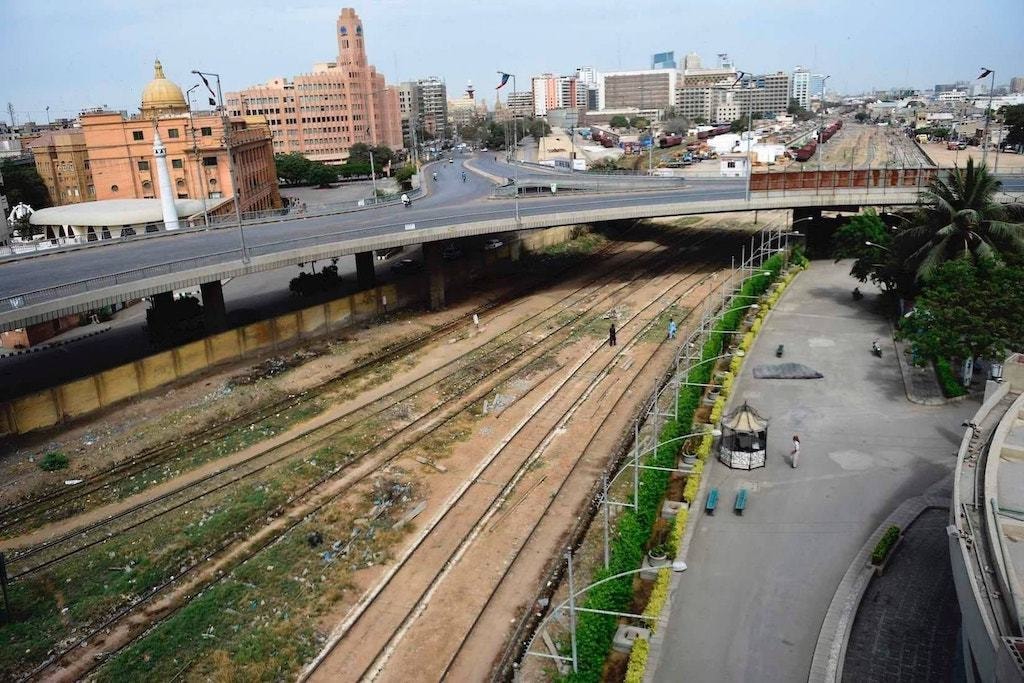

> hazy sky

[{"left": 3, "top": 0, "right": 1022, "bottom": 123}]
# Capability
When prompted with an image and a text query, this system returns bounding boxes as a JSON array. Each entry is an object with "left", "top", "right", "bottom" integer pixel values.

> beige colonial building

[
  {"left": 30, "top": 60, "right": 282, "bottom": 215},
  {"left": 226, "top": 8, "right": 402, "bottom": 164}
]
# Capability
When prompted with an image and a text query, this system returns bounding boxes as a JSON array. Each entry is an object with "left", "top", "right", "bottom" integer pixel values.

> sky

[{"left": 3, "top": 0, "right": 1023, "bottom": 123}]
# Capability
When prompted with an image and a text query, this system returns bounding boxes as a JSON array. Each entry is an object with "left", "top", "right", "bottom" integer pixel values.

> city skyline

[{"left": 3, "top": 0, "right": 1023, "bottom": 122}]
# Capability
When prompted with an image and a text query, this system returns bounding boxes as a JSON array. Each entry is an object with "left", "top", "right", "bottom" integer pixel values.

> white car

[{"left": 483, "top": 238, "right": 503, "bottom": 251}]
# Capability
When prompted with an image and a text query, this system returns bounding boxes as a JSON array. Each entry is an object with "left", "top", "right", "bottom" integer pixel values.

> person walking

[
  {"left": 608, "top": 324, "right": 617, "bottom": 347},
  {"left": 668, "top": 318, "right": 678, "bottom": 340},
  {"left": 790, "top": 434, "right": 801, "bottom": 468}
]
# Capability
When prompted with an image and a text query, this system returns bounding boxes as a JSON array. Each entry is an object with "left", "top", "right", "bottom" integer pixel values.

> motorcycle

[
  {"left": 872, "top": 339, "right": 882, "bottom": 358},
  {"left": 401, "top": 195, "right": 411, "bottom": 208}
]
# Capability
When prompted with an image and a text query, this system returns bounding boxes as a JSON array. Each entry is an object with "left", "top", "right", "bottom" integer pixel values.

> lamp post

[
  {"left": 185, "top": 84, "right": 210, "bottom": 227},
  {"left": 191, "top": 69, "right": 248, "bottom": 263},
  {"left": 978, "top": 68, "right": 995, "bottom": 167},
  {"left": 865, "top": 240, "right": 891, "bottom": 252},
  {"left": 498, "top": 70, "right": 520, "bottom": 224}
]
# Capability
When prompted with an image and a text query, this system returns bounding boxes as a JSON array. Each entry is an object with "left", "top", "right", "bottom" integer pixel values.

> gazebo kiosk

[{"left": 718, "top": 401, "right": 769, "bottom": 470}]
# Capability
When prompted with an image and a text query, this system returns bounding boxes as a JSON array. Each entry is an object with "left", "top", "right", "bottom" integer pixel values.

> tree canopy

[
  {"left": 630, "top": 117, "right": 650, "bottom": 130},
  {"left": 1001, "top": 104, "right": 1024, "bottom": 149},
  {"left": 898, "top": 259, "right": 1024, "bottom": 363},
  {"left": 525, "top": 118, "right": 551, "bottom": 139},
  {"left": 895, "top": 159, "right": 1024, "bottom": 281},
  {"left": 609, "top": 115, "right": 629, "bottom": 129},
  {"left": 1, "top": 159, "right": 51, "bottom": 209}
]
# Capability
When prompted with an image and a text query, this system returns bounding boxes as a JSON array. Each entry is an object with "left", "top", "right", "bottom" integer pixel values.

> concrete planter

[{"left": 870, "top": 534, "right": 904, "bottom": 577}]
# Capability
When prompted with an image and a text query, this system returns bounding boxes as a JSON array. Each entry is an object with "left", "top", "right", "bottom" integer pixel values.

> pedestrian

[
  {"left": 608, "top": 324, "right": 617, "bottom": 347},
  {"left": 790, "top": 434, "right": 801, "bottom": 468},
  {"left": 668, "top": 318, "right": 677, "bottom": 340}
]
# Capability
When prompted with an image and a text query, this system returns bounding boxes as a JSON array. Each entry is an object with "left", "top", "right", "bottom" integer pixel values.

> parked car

[
  {"left": 483, "top": 238, "right": 504, "bottom": 251},
  {"left": 390, "top": 258, "right": 421, "bottom": 273},
  {"left": 442, "top": 244, "right": 463, "bottom": 260}
]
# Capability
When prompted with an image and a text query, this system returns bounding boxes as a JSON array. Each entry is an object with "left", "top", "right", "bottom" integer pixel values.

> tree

[
  {"left": 661, "top": 117, "right": 691, "bottom": 135},
  {"left": 630, "top": 117, "right": 651, "bottom": 130},
  {"left": 831, "top": 209, "right": 912, "bottom": 294},
  {"left": 1001, "top": 104, "right": 1024, "bottom": 149},
  {"left": 1, "top": 159, "right": 51, "bottom": 209},
  {"left": 898, "top": 260, "right": 1024, "bottom": 364},
  {"left": 483, "top": 122, "right": 507, "bottom": 150},
  {"left": 730, "top": 117, "right": 750, "bottom": 134},
  {"left": 895, "top": 158, "right": 1024, "bottom": 281},
  {"left": 854, "top": 112, "right": 870, "bottom": 123},
  {"left": 609, "top": 115, "right": 629, "bottom": 129},
  {"left": 693, "top": 116, "right": 708, "bottom": 125},
  {"left": 372, "top": 145, "right": 395, "bottom": 168},
  {"left": 526, "top": 118, "right": 551, "bottom": 138},
  {"left": 394, "top": 163, "right": 416, "bottom": 188},
  {"left": 347, "top": 143, "right": 372, "bottom": 165},
  {"left": 787, "top": 98, "right": 815, "bottom": 122},
  {"left": 274, "top": 153, "right": 314, "bottom": 186},
  {"left": 306, "top": 164, "right": 338, "bottom": 188},
  {"left": 337, "top": 162, "right": 371, "bottom": 178}
]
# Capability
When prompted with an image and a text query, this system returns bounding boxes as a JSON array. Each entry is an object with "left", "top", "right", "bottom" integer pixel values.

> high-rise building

[
  {"left": 600, "top": 69, "right": 677, "bottom": 111},
  {"left": 651, "top": 51, "right": 676, "bottom": 70},
  {"left": 227, "top": 8, "right": 402, "bottom": 164},
  {"left": 415, "top": 77, "right": 448, "bottom": 137},
  {"left": 791, "top": 66, "right": 811, "bottom": 109},
  {"left": 809, "top": 74, "right": 828, "bottom": 99},
  {"left": 683, "top": 52, "right": 702, "bottom": 70},
  {"left": 506, "top": 91, "right": 534, "bottom": 118},
  {"left": 1011, "top": 77, "right": 1024, "bottom": 94},
  {"left": 531, "top": 74, "right": 586, "bottom": 116}
]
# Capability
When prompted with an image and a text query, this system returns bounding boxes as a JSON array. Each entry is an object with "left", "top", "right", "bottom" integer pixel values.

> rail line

[
  {"left": 301, "top": 244, "right": 735, "bottom": 681},
  {"left": 17, "top": 226, "right": 726, "bottom": 682},
  {"left": 5, "top": 228, "right": 695, "bottom": 576},
  {"left": 0, "top": 223, "right": 645, "bottom": 535}
]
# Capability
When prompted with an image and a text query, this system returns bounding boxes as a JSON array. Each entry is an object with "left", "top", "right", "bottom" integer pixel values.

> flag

[
  {"left": 978, "top": 68, "right": 993, "bottom": 79},
  {"left": 197, "top": 72, "right": 218, "bottom": 106},
  {"left": 496, "top": 72, "right": 511, "bottom": 90}
]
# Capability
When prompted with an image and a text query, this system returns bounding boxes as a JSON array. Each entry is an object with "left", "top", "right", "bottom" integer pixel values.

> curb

[
  {"left": 0, "top": 325, "right": 112, "bottom": 358},
  {"left": 806, "top": 476, "right": 952, "bottom": 683},
  {"left": 892, "top": 333, "right": 949, "bottom": 406},
  {"left": 462, "top": 158, "right": 505, "bottom": 186}
]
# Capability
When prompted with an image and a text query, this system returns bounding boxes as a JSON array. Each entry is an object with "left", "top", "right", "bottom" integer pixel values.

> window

[
  {"left": 727, "top": 161, "right": 736, "bottom": 168},
  {"left": 132, "top": 131, "right": 144, "bottom": 141},
  {"left": 209, "top": 191, "right": 223, "bottom": 199},
  {"left": 171, "top": 159, "right": 183, "bottom": 169},
  {"left": 203, "top": 156, "right": 218, "bottom": 166},
  {"left": 200, "top": 127, "right": 212, "bottom": 136},
  {"left": 137, "top": 160, "right": 150, "bottom": 171},
  {"left": 83, "top": 160, "right": 90, "bottom": 170},
  {"left": 177, "top": 193, "right": 189, "bottom": 199},
  {"left": 111, "top": 184, "right": 119, "bottom": 192},
  {"left": 167, "top": 128, "right": 180, "bottom": 138}
]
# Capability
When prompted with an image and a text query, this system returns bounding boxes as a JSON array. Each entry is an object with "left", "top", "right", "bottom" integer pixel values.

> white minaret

[{"left": 152, "top": 130, "right": 180, "bottom": 230}]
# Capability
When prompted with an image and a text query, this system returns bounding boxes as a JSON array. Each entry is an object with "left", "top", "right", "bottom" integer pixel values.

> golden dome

[{"left": 140, "top": 60, "right": 187, "bottom": 116}]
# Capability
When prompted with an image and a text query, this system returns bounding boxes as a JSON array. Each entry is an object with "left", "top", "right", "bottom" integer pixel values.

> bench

[
  {"left": 775, "top": 344, "right": 784, "bottom": 358},
  {"left": 734, "top": 488, "right": 749, "bottom": 514},
  {"left": 705, "top": 488, "right": 719, "bottom": 514}
]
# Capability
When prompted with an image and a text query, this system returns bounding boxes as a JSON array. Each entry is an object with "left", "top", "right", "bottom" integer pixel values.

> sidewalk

[{"left": 648, "top": 260, "right": 976, "bottom": 683}]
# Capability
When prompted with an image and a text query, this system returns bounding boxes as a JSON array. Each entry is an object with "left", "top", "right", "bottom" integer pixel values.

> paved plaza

[{"left": 650, "top": 261, "right": 976, "bottom": 683}]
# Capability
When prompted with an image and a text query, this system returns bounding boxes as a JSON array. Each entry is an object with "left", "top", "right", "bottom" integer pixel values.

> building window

[
  {"left": 172, "top": 159, "right": 184, "bottom": 169},
  {"left": 200, "top": 126, "right": 212, "bottom": 136},
  {"left": 132, "top": 131, "right": 144, "bottom": 141},
  {"left": 209, "top": 191, "right": 223, "bottom": 199},
  {"left": 167, "top": 128, "right": 180, "bottom": 138},
  {"left": 111, "top": 184, "right": 119, "bottom": 192},
  {"left": 83, "top": 160, "right": 90, "bottom": 170},
  {"left": 138, "top": 160, "right": 150, "bottom": 171},
  {"left": 177, "top": 193, "right": 189, "bottom": 199},
  {"left": 203, "top": 156, "right": 218, "bottom": 166}
]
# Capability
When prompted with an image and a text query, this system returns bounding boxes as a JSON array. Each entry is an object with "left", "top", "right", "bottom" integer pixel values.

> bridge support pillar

[
  {"left": 792, "top": 208, "right": 828, "bottom": 257},
  {"left": 423, "top": 242, "right": 445, "bottom": 310},
  {"left": 355, "top": 251, "right": 376, "bottom": 290},
  {"left": 200, "top": 280, "right": 228, "bottom": 331},
  {"left": 509, "top": 237, "right": 522, "bottom": 262},
  {"left": 151, "top": 291, "right": 174, "bottom": 311}
]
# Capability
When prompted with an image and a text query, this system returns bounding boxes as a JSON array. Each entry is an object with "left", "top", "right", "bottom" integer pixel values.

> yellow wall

[{"left": 0, "top": 283, "right": 397, "bottom": 436}]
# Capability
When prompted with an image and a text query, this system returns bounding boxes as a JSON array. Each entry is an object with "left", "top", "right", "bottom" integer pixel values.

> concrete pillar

[
  {"left": 792, "top": 207, "right": 829, "bottom": 258},
  {"left": 509, "top": 236, "right": 522, "bottom": 262},
  {"left": 200, "top": 280, "right": 228, "bottom": 331},
  {"left": 151, "top": 291, "right": 174, "bottom": 310},
  {"left": 423, "top": 241, "right": 445, "bottom": 310},
  {"left": 355, "top": 251, "right": 376, "bottom": 290}
]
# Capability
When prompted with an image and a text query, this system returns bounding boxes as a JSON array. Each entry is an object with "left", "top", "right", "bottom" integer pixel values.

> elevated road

[{"left": 0, "top": 154, "right": 1020, "bottom": 332}]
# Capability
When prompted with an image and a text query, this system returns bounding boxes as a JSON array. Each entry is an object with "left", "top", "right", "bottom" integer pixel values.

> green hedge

[
  {"left": 934, "top": 358, "right": 968, "bottom": 398},
  {"left": 871, "top": 525, "right": 901, "bottom": 565},
  {"left": 564, "top": 253, "right": 785, "bottom": 681}
]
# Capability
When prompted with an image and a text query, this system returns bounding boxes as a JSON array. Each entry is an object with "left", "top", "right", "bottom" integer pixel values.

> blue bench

[
  {"left": 735, "top": 488, "right": 749, "bottom": 514},
  {"left": 705, "top": 487, "right": 719, "bottom": 514}
]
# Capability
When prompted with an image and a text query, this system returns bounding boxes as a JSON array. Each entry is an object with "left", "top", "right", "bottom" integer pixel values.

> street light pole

[
  {"left": 499, "top": 70, "right": 521, "bottom": 224},
  {"left": 185, "top": 85, "right": 210, "bottom": 227},
  {"left": 979, "top": 68, "right": 995, "bottom": 167},
  {"left": 192, "top": 69, "right": 247, "bottom": 263}
]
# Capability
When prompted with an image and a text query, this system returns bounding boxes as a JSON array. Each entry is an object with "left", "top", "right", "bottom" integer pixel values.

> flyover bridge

[{"left": 1, "top": 155, "right": 1021, "bottom": 333}]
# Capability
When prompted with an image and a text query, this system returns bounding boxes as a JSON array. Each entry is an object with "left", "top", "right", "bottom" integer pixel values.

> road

[{"left": 649, "top": 260, "right": 975, "bottom": 683}]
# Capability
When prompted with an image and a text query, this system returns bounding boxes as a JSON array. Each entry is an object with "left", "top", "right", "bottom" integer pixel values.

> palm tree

[{"left": 896, "top": 158, "right": 1024, "bottom": 281}]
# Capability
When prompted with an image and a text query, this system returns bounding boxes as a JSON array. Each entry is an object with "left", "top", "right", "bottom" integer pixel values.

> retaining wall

[{"left": 0, "top": 283, "right": 400, "bottom": 437}]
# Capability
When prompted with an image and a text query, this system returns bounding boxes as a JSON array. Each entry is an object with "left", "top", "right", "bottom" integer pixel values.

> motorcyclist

[
  {"left": 401, "top": 193, "right": 410, "bottom": 207},
  {"left": 872, "top": 339, "right": 882, "bottom": 357},
  {"left": 461, "top": 171, "right": 467, "bottom": 182},
  {"left": 432, "top": 172, "right": 438, "bottom": 181},
  {"left": 852, "top": 287, "right": 862, "bottom": 300}
]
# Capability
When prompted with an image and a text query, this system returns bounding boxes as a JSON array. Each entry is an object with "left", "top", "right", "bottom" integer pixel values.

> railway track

[
  {"left": 15, "top": 226, "right": 730, "bottom": 682},
  {"left": 0, "top": 224, "right": 647, "bottom": 537},
  {"left": 301, "top": 239, "right": 740, "bottom": 681},
  {"left": 4, "top": 228, "right": 697, "bottom": 577}
]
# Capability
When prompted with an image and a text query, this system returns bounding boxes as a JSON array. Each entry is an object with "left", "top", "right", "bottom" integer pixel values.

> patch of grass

[
  {"left": 871, "top": 525, "right": 901, "bottom": 565},
  {"left": 38, "top": 451, "right": 69, "bottom": 471}
]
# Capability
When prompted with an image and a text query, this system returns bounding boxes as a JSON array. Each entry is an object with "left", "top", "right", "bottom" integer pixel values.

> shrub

[
  {"left": 39, "top": 451, "right": 69, "bottom": 471},
  {"left": 934, "top": 358, "right": 968, "bottom": 398},
  {"left": 642, "top": 568, "right": 672, "bottom": 631},
  {"left": 729, "top": 354, "right": 742, "bottom": 375},
  {"left": 682, "top": 472, "right": 701, "bottom": 503},
  {"left": 739, "top": 332, "right": 755, "bottom": 352},
  {"left": 871, "top": 525, "right": 901, "bottom": 565},
  {"left": 624, "top": 637, "right": 650, "bottom": 683},
  {"left": 709, "top": 397, "right": 725, "bottom": 424}
]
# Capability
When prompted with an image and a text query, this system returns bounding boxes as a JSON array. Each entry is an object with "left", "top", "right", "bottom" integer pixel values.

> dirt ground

[{"left": 920, "top": 141, "right": 1024, "bottom": 170}]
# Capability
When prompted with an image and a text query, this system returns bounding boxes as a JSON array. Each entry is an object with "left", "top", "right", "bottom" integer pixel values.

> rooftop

[{"left": 29, "top": 198, "right": 210, "bottom": 227}]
